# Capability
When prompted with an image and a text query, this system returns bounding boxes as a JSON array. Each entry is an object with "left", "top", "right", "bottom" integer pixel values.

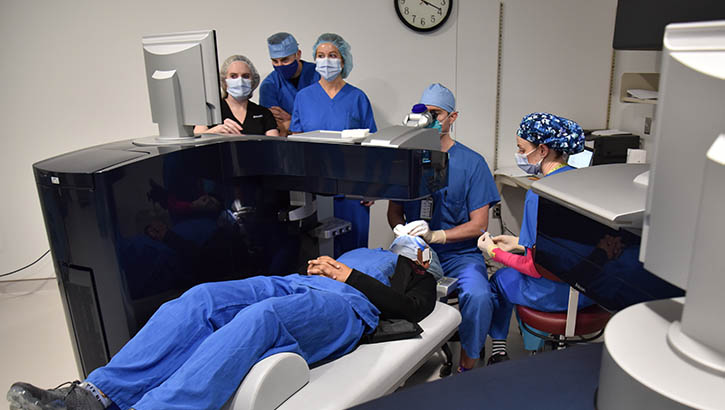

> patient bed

[{"left": 224, "top": 301, "right": 461, "bottom": 410}]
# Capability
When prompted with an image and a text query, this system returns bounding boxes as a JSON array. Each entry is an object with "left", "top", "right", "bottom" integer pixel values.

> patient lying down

[{"left": 7, "top": 235, "right": 439, "bottom": 410}]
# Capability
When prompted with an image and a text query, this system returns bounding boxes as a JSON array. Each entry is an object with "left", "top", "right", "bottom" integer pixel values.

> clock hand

[{"left": 420, "top": 0, "right": 442, "bottom": 12}]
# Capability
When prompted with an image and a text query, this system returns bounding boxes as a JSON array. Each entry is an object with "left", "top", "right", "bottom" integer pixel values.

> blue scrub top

[
  {"left": 519, "top": 165, "right": 574, "bottom": 248},
  {"left": 259, "top": 60, "right": 319, "bottom": 115},
  {"left": 289, "top": 82, "right": 377, "bottom": 133},
  {"left": 398, "top": 142, "right": 500, "bottom": 259}
]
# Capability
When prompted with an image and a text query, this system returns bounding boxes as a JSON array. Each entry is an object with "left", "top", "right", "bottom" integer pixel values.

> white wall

[
  {"left": 496, "top": 0, "right": 618, "bottom": 170},
  {"left": 0, "top": 0, "right": 617, "bottom": 280},
  {"left": 608, "top": 50, "right": 660, "bottom": 152}
]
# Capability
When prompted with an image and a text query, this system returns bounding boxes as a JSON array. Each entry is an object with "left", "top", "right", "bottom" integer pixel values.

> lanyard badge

[{"left": 420, "top": 197, "right": 434, "bottom": 220}]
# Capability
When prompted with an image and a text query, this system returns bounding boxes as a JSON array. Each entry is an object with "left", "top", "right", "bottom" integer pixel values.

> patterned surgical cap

[{"left": 517, "top": 112, "right": 585, "bottom": 155}]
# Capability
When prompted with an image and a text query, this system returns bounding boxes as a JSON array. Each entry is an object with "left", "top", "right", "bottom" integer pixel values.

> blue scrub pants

[
  {"left": 87, "top": 276, "right": 366, "bottom": 410},
  {"left": 441, "top": 252, "right": 492, "bottom": 359},
  {"left": 488, "top": 267, "right": 595, "bottom": 339}
]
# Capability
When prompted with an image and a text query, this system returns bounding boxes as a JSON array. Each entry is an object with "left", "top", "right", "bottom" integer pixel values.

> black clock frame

[{"left": 394, "top": 0, "right": 453, "bottom": 33}]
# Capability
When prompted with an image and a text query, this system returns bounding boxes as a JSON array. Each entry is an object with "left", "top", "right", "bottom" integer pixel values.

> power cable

[{"left": 0, "top": 250, "right": 51, "bottom": 278}]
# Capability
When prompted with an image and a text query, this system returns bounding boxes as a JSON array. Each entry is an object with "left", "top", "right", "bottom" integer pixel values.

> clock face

[{"left": 395, "top": 0, "right": 453, "bottom": 32}]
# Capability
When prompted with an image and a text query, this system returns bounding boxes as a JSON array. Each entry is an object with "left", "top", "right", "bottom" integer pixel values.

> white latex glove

[
  {"left": 492, "top": 235, "right": 521, "bottom": 252},
  {"left": 477, "top": 232, "right": 497, "bottom": 257},
  {"left": 406, "top": 220, "right": 430, "bottom": 237},
  {"left": 393, "top": 224, "right": 409, "bottom": 238}
]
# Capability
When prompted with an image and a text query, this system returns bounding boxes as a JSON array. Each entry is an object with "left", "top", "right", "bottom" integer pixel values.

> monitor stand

[{"left": 597, "top": 298, "right": 724, "bottom": 409}]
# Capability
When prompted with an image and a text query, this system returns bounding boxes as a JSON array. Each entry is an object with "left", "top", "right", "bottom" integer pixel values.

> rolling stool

[{"left": 516, "top": 286, "right": 612, "bottom": 351}]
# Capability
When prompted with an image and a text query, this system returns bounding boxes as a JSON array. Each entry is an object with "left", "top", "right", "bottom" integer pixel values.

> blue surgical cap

[
  {"left": 517, "top": 112, "right": 585, "bottom": 155},
  {"left": 389, "top": 235, "right": 444, "bottom": 280},
  {"left": 419, "top": 83, "right": 456, "bottom": 113},
  {"left": 312, "top": 33, "right": 353, "bottom": 79},
  {"left": 267, "top": 32, "right": 299, "bottom": 58}
]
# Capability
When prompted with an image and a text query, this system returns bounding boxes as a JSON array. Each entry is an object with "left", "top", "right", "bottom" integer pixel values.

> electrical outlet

[
  {"left": 644, "top": 117, "right": 652, "bottom": 135},
  {"left": 492, "top": 204, "right": 501, "bottom": 219}
]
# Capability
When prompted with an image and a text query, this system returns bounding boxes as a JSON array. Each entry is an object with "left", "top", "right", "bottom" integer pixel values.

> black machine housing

[{"left": 34, "top": 136, "right": 447, "bottom": 376}]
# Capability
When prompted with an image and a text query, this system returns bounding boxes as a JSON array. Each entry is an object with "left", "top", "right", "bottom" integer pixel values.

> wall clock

[{"left": 394, "top": 0, "right": 453, "bottom": 33}]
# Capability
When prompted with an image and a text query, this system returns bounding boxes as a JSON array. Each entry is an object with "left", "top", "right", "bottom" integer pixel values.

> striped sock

[
  {"left": 491, "top": 339, "right": 507, "bottom": 356},
  {"left": 80, "top": 381, "right": 112, "bottom": 408}
]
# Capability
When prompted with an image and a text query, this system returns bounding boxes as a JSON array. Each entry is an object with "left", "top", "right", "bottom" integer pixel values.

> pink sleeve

[{"left": 491, "top": 248, "right": 542, "bottom": 279}]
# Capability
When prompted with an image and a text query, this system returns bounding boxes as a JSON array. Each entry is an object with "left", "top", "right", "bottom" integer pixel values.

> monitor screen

[
  {"left": 613, "top": 0, "right": 725, "bottom": 50},
  {"left": 142, "top": 30, "right": 222, "bottom": 139}
]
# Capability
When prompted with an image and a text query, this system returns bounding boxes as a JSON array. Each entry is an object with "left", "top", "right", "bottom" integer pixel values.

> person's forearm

[
  {"left": 443, "top": 219, "right": 488, "bottom": 243},
  {"left": 489, "top": 247, "right": 541, "bottom": 278},
  {"left": 346, "top": 269, "right": 436, "bottom": 323},
  {"left": 387, "top": 202, "right": 406, "bottom": 228}
]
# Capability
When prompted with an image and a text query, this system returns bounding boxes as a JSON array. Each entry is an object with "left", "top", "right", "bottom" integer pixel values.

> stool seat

[{"left": 516, "top": 304, "right": 611, "bottom": 336}]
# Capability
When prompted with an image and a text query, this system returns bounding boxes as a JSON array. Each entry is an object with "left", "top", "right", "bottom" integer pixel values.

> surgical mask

[
  {"left": 428, "top": 120, "right": 443, "bottom": 133},
  {"left": 426, "top": 111, "right": 450, "bottom": 135},
  {"left": 515, "top": 148, "right": 543, "bottom": 175},
  {"left": 315, "top": 57, "right": 342, "bottom": 81},
  {"left": 273, "top": 60, "right": 299, "bottom": 80},
  {"left": 225, "top": 77, "right": 252, "bottom": 100}
]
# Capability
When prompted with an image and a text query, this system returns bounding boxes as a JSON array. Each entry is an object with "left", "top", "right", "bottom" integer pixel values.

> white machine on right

[{"left": 597, "top": 20, "right": 725, "bottom": 410}]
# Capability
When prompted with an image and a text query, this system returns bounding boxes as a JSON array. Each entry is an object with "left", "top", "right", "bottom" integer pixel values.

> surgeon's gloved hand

[
  {"left": 405, "top": 220, "right": 447, "bottom": 244},
  {"left": 307, "top": 256, "right": 353, "bottom": 282},
  {"left": 393, "top": 224, "right": 408, "bottom": 238},
  {"left": 492, "top": 235, "right": 521, "bottom": 253},
  {"left": 477, "top": 232, "right": 497, "bottom": 257}
]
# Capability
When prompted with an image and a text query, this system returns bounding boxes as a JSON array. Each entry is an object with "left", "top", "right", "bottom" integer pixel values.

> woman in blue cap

[
  {"left": 477, "top": 112, "right": 595, "bottom": 364},
  {"left": 259, "top": 32, "right": 320, "bottom": 136},
  {"left": 388, "top": 83, "right": 500, "bottom": 372},
  {"left": 290, "top": 33, "right": 378, "bottom": 257}
]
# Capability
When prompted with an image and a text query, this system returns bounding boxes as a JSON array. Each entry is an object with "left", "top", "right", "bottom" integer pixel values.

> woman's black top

[
  {"left": 219, "top": 98, "right": 278, "bottom": 135},
  {"left": 346, "top": 256, "right": 437, "bottom": 323}
]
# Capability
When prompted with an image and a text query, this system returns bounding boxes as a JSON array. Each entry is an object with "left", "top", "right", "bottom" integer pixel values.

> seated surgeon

[
  {"left": 194, "top": 55, "right": 279, "bottom": 136},
  {"left": 259, "top": 32, "right": 320, "bottom": 137},
  {"left": 388, "top": 83, "right": 500, "bottom": 372},
  {"left": 478, "top": 112, "right": 595, "bottom": 364},
  {"left": 290, "top": 33, "right": 377, "bottom": 257},
  {"left": 8, "top": 236, "right": 440, "bottom": 410}
]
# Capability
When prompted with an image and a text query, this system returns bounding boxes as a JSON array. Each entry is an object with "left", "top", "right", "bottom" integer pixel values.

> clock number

[
  {"left": 411, "top": 15, "right": 416, "bottom": 23},
  {"left": 431, "top": 15, "right": 436, "bottom": 23},
  {"left": 441, "top": 0, "right": 446, "bottom": 5},
  {"left": 437, "top": 8, "right": 442, "bottom": 15},
  {"left": 404, "top": 6, "right": 409, "bottom": 15},
  {"left": 421, "top": 18, "right": 426, "bottom": 26}
]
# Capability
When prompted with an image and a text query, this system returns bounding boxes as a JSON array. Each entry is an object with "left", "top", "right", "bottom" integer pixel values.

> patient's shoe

[
  {"left": 486, "top": 352, "right": 510, "bottom": 366},
  {"left": 7, "top": 381, "right": 104, "bottom": 410}
]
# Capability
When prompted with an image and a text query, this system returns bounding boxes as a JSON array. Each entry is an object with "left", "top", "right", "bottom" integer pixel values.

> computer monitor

[
  {"left": 613, "top": 0, "right": 725, "bottom": 50},
  {"left": 640, "top": 20, "right": 725, "bottom": 290},
  {"left": 142, "top": 30, "right": 222, "bottom": 140}
]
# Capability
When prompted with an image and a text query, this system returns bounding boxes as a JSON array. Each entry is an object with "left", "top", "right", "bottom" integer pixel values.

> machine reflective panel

[{"left": 535, "top": 197, "right": 684, "bottom": 311}]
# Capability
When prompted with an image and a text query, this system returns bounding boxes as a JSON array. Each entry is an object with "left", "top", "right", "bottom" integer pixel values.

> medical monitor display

[
  {"left": 639, "top": 21, "right": 725, "bottom": 290},
  {"left": 142, "top": 30, "right": 222, "bottom": 139},
  {"left": 613, "top": 0, "right": 725, "bottom": 50}
]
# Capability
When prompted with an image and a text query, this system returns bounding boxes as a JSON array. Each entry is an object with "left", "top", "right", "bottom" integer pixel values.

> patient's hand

[
  {"left": 307, "top": 256, "right": 352, "bottom": 282},
  {"left": 492, "top": 235, "right": 520, "bottom": 252}
]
